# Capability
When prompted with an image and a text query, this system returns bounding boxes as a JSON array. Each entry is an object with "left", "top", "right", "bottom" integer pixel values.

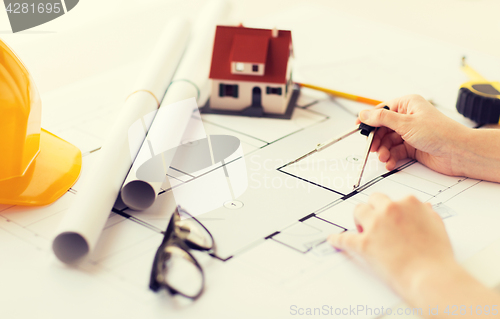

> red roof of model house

[{"left": 209, "top": 26, "right": 293, "bottom": 84}]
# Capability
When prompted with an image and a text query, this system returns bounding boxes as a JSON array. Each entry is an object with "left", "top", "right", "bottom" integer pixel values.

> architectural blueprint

[
  {"left": 2, "top": 4, "right": 500, "bottom": 319},
  {"left": 2, "top": 68, "right": 500, "bottom": 319}
]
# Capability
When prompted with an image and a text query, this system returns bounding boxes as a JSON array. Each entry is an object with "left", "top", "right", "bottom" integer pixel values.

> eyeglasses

[{"left": 149, "top": 206, "right": 215, "bottom": 299}]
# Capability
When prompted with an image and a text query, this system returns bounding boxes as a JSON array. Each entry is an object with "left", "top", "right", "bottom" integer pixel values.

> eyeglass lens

[
  {"left": 174, "top": 217, "right": 213, "bottom": 250},
  {"left": 159, "top": 246, "right": 204, "bottom": 298}
]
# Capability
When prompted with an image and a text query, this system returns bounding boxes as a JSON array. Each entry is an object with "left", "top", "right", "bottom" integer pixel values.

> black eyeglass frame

[{"left": 149, "top": 206, "right": 215, "bottom": 300}]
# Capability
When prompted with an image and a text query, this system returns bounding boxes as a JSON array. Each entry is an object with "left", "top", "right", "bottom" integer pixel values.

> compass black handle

[{"left": 359, "top": 106, "right": 389, "bottom": 136}]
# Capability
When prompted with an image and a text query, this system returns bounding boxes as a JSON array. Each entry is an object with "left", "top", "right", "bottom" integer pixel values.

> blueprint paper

[
  {"left": 2, "top": 3, "right": 500, "bottom": 319},
  {"left": 121, "top": 98, "right": 201, "bottom": 210},
  {"left": 52, "top": 19, "right": 190, "bottom": 264}
]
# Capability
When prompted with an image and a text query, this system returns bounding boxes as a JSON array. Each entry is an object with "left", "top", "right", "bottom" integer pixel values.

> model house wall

[
  {"left": 211, "top": 79, "right": 293, "bottom": 114},
  {"left": 231, "top": 62, "right": 265, "bottom": 76}
]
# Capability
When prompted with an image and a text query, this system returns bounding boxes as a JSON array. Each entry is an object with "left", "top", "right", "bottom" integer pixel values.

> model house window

[
  {"left": 266, "top": 86, "right": 282, "bottom": 95},
  {"left": 235, "top": 63, "right": 244, "bottom": 72},
  {"left": 252, "top": 64, "right": 259, "bottom": 72},
  {"left": 219, "top": 83, "right": 239, "bottom": 98}
]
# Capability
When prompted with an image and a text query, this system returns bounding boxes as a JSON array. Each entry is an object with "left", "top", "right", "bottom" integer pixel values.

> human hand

[
  {"left": 356, "top": 95, "right": 470, "bottom": 176},
  {"left": 327, "top": 193, "right": 456, "bottom": 295}
]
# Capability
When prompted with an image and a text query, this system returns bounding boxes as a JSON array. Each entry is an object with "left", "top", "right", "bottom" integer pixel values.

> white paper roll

[
  {"left": 120, "top": 0, "right": 230, "bottom": 210},
  {"left": 164, "top": 0, "right": 231, "bottom": 106},
  {"left": 52, "top": 18, "right": 191, "bottom": 264},
  {"left": 121, "top": 98, "right": 200, "bottom": 210}
]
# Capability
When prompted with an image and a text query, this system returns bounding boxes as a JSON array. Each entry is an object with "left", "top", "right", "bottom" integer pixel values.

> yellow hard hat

[{"left": 0, "top": 39, "right": 81, "bottom": 206}]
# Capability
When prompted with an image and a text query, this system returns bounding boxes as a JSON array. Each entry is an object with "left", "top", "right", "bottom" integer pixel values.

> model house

[{"left": 208, "top": 25, "right": 294, "bottom": 115}]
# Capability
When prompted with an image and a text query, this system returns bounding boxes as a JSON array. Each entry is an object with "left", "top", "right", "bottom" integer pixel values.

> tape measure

[{"left": 456, "top": 57, "right": 500, "bottom": 124}]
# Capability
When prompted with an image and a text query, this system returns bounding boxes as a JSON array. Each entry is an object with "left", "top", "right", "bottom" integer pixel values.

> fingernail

[
  {"left": 360, "top": 110, "right": 371, "bottom": 121},
  {"left": 327, "top": 234, "right": 336, "bottom": 244},
  {"left": 327, "top": 235, "right": 342, "bottom": 251}
]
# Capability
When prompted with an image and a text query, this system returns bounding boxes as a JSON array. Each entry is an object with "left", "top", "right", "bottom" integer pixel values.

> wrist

[
  {"left": 449, "top": 126, "right": 476, "bottom": 177},
  {"left": 393, "top": 257, "right": 461, "bottom": 301},
  {"left": 452, "top": 128, "right": 500, "bottom": 182}
]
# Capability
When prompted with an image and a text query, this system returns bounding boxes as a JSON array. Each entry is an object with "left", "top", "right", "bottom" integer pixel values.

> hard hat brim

[{"left": 0, "top": 129, "right": 82, "bottom": 206}]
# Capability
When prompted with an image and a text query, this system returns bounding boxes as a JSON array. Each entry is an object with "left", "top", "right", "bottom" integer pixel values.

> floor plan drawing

[
  {"left": 3, "top": 4, "right": 500, "bottom": 319},
  {"left": 1, "top": 83, "right": 496, "bottom": 301}
]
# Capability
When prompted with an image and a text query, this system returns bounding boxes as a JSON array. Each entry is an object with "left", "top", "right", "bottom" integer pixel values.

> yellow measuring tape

[{"left": 457, "top": 57, "right": 500, "bottom": 124}]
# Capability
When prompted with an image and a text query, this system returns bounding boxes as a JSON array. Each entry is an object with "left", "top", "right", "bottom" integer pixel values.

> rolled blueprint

[
  {"left": 121, "top": 98, "right": 200, "bottom": 210},
  {"left": 120, "top": 0, "right": 230, "bottom": 210},
  {"left": 52, "top": 18, "right": 190, "bottom": 264}
]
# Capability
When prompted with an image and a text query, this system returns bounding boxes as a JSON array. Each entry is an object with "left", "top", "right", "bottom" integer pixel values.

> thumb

[
  {"left": 327, "top": 231, "right": 360, "bottom": 253},
  {"left": 359, "top": 107, "right": 404, "bottom": 132}
]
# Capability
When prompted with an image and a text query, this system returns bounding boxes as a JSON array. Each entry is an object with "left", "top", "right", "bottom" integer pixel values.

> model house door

[{"left": 252, "top": 87, "right": 262, "bottom": 107}]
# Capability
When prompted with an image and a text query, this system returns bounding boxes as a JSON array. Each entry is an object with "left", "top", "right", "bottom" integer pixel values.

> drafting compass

[{"left": 285, "top": 106, "right": 389, "bottom": 189}]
